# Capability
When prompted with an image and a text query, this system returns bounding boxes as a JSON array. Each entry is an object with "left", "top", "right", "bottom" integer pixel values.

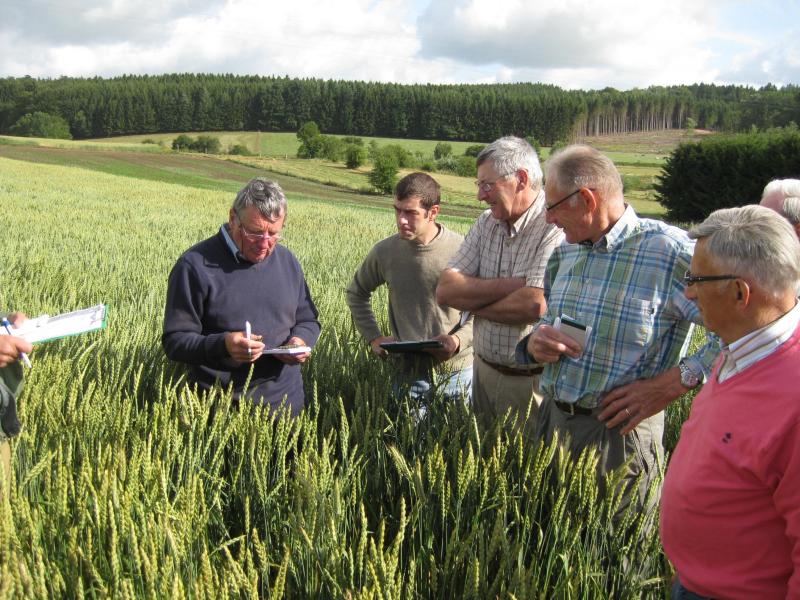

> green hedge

[{"left": 655, "top": 130, "right": 800, "bottom": 222}]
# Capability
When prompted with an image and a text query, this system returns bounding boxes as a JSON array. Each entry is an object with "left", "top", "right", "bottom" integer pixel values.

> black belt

[
  {"left": 480, "top": 356, "right": 543, "bottom": 377},
  {"left": 553, "top": 400, "right": 594, "bottom": 416}
]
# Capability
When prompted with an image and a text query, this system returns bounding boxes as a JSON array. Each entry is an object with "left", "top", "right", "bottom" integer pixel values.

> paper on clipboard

[
  {"left": 263, "top": 344, "right": 311, "bottom": 355},
  {"left": 0, "top": 304, "right": 108, "bottom": 344}
]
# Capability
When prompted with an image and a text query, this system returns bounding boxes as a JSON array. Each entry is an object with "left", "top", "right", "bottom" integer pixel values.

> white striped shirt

[{"left": 717, "top": 300, "right": 800, "bottom": 382}]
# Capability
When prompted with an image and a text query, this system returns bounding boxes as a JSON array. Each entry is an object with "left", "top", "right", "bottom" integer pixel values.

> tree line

[
  {"left": 1, "top": 74, "right": 798, "bottom": 143},
  {"left": 656, "top": 127, "right": 800, "bottom": 222}
]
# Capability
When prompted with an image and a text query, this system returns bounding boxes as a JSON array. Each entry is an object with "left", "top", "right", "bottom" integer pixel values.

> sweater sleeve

[
  {"left": 453, "top": 313, "right": 473, "bottom": 353},
  {"left": 288, "top": 267, "right": 321, "bottom": 347},
  {"left": 345, "top": 246, "right": 386, "bottom": 343},
  {"left": 161, "top": 258, "right": 230, "bottom": 367}
]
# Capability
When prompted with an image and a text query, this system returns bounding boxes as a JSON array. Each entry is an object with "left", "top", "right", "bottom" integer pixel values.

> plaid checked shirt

[
  {"left": 447, "top": 192, "right": 564, "bottom": 366},
  {"left": 520, "top": 206, "right": 718, "bottom": 407}
]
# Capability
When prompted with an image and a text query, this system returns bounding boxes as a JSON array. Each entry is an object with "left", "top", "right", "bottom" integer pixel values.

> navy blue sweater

[{"left": 162, "top": 229, "right": 321, "bottom": 413}]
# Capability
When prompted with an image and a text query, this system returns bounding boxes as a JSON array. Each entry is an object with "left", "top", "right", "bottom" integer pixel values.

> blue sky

[{"left": 1, "top": 0, "right": 798, "bottom": 90}]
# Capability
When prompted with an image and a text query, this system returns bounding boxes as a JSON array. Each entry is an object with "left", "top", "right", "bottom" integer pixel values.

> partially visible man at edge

[
  {"left": 162, "top": 178, "right": 321, "bottom": 416},
  {"left": 661, "top": 205, "right": 800, "bottom": 600},
  {"left": 436, "top": 136, "right": 564, "bottom": 431},
  {"left": 0, "top": 311, "right": 32, "bottom": 495},
  {"left": 760, "top": 178, "right": 800, "bottom": 238},
  {"left": 520, "top": 144, "right": 717, "bottom": 514},
  {"left": 346, "top": 172, "right": 473, "bottom": 403}
]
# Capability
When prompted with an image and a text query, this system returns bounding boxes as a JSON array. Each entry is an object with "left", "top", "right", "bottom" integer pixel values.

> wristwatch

[{"left": 678, "top": 359, "right": 700, "bottom": 389}]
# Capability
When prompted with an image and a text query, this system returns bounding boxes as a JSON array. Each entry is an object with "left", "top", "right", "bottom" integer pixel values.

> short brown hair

[{"left": 395, "top": 172, "right": 441, "bottom": 211}]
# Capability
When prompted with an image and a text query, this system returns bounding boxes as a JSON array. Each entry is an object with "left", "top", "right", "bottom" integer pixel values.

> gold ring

[{"left": 625, "top": 407, "right": 631, "bottom": 417}]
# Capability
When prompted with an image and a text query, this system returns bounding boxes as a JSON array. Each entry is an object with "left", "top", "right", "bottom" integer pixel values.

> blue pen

[{"left": 1, "top": 318, "right": 32, "bottom": 368}]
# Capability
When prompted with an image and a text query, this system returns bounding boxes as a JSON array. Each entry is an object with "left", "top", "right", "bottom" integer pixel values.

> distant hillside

[{"left": 1, "top": 75, "right": 798, "bottom": 144}]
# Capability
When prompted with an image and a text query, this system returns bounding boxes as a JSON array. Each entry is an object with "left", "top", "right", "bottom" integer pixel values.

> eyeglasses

[
  {"left": 475, "top": 172, "right": 516, "bottom": 193},
  {"left": 237, "top": 220, "right": 282, "bottom": 242},
  {"left": 545, "top": 188, "right": 593, "bottom": 211},
  {"left": 683, "top": 271, "right": 739, "bottom": 286}
]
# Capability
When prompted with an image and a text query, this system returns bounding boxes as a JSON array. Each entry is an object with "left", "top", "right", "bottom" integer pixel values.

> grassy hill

[{"left": 1, "top": 127, "right": 692, "bottom": 219}]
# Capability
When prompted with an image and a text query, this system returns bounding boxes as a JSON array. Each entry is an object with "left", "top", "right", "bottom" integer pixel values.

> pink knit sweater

[{"left": 660, "top": 324, "right": 800, "bottom": 599}]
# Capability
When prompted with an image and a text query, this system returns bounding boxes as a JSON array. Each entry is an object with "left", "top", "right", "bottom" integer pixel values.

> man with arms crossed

[
  {"left": 661, "top": 205, "right": 800, "bottom": 599},
  {"left": 437, "top": 136, "right": 563, "bottom": 429},
  {"left": 522, "top": 145, "right": 716, "bottom": 513},
  {"left": 346, "top": 172, "right": 473, "bottom": 402},
  {"left": 163, "top": 178, "right": 321, "bottom": 416}
]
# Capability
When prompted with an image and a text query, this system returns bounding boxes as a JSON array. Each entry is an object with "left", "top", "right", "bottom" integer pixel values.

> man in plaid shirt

[
  {"left": 437, "top": 136, "right": 563, "bottom": 432},
  {"left": 520, "top": 145, "right": 716, "bottom": 513}
]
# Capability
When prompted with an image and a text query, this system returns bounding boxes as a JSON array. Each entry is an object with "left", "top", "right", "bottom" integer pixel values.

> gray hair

[
  {"left": 689, "top": 205, "right": 800, "bottom": 297},
  {"left": 544, "top": 144, "right": 623, "bottom": 201},
  {"left": 784, "top": 198, "right": 800, "bottom": 225},
  {"left": 762, "top": 179, "right": 800, "bottom": 225},
  {"left": 233, "top": 178, "right": 287, "bottom": 220},
  {"left": 476, "top": 136, "right": 543, "bottom": 190}
]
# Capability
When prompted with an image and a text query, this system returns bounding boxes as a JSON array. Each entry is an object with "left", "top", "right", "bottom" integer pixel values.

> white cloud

[
  {"left": 0, "top": 0, "right": 796, "bottom": 89},
  {"left": 0, "top": 0, "right": 458, "bottom": 83},
  {"left": 4, "top": 0, "right": 225, "bottom": 44},
  {"left": 417, "top": 0, "right": 723, "bottom": 88},
  {"left": 722, "top": 29, "right": 800, "bottom": 86}
]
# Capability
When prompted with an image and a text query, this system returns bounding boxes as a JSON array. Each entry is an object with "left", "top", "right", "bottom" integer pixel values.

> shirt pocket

[
  {"left": 616, "top": 297, "right": 656, "bottom": 347},
  {"left": 573, "top": 291, "right": 656, "bottom": 353}
]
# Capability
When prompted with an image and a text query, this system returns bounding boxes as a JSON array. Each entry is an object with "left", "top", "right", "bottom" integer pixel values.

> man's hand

[
  {"left": 7, "top": 312, "right": 27, "bottom": 327},
  {"left": 424, "top": 334, "right": 460, "bottom": 361},
  {"left": 369, "top": 335, "right": 396, "bottom": 359},
  {"left": 598, "top": 367, "right": 685, "bottom": 435},
  {"left": 0, "top": 336, "right": 32, "bottom": 369},
  {"left": 225, "top": 331, "right": 264, "bottom": 363},
  {"left": 273, "top": 336, "right": 311, "bottom": 365},
  {"left": 527, "top": 324, "right": 582, "bottom": 363}
]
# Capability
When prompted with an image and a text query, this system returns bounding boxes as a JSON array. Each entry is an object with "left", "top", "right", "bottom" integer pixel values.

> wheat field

[{"left": 0, "top": 156, "right": 681, "bottom": 598}]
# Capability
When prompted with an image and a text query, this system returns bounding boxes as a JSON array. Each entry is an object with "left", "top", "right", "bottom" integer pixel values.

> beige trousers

[
  {"left": 472, "top": 354, "right": 543, "bottom": 435},
  {"left": 537, "top": 396, "right": 664, "bottom": 519}
]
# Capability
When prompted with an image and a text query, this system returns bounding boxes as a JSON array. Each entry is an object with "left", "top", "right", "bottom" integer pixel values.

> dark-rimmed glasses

[
  {"left": 683, "top": 271, "right": 739, "bottom": 286},
  {"left": 546, "top": 188, "right": 593, "bottom": 211}
]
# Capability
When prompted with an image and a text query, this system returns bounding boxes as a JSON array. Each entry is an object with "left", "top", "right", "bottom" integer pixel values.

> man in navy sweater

[{"left": 162, "top": 178, "right": 320, "bottom": 415}]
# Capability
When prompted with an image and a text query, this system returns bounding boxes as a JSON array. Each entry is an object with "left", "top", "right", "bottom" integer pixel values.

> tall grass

[{"left": 0, "top": 156, "right": 684, "bottom": 597}]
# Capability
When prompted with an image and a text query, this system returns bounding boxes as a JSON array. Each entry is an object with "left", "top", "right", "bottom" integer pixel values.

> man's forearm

[
  {"left": 436, "top": 270, "right": 525, "bottom": 310},
  {"left": 162, "top": 329, "right": 228, "bottom": 365},
  {"left": 473, "top": 287, "right": 546, "bottom": 325}
]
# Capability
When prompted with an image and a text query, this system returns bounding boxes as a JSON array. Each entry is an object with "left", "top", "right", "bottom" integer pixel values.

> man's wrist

[{"left": 678, "top": 358, "right": 701, "bottom": 389}]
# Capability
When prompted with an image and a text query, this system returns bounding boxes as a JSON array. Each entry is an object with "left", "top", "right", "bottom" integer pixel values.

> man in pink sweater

[{"left": 660, "top": 205, "right": 800, "bottom": 599}]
